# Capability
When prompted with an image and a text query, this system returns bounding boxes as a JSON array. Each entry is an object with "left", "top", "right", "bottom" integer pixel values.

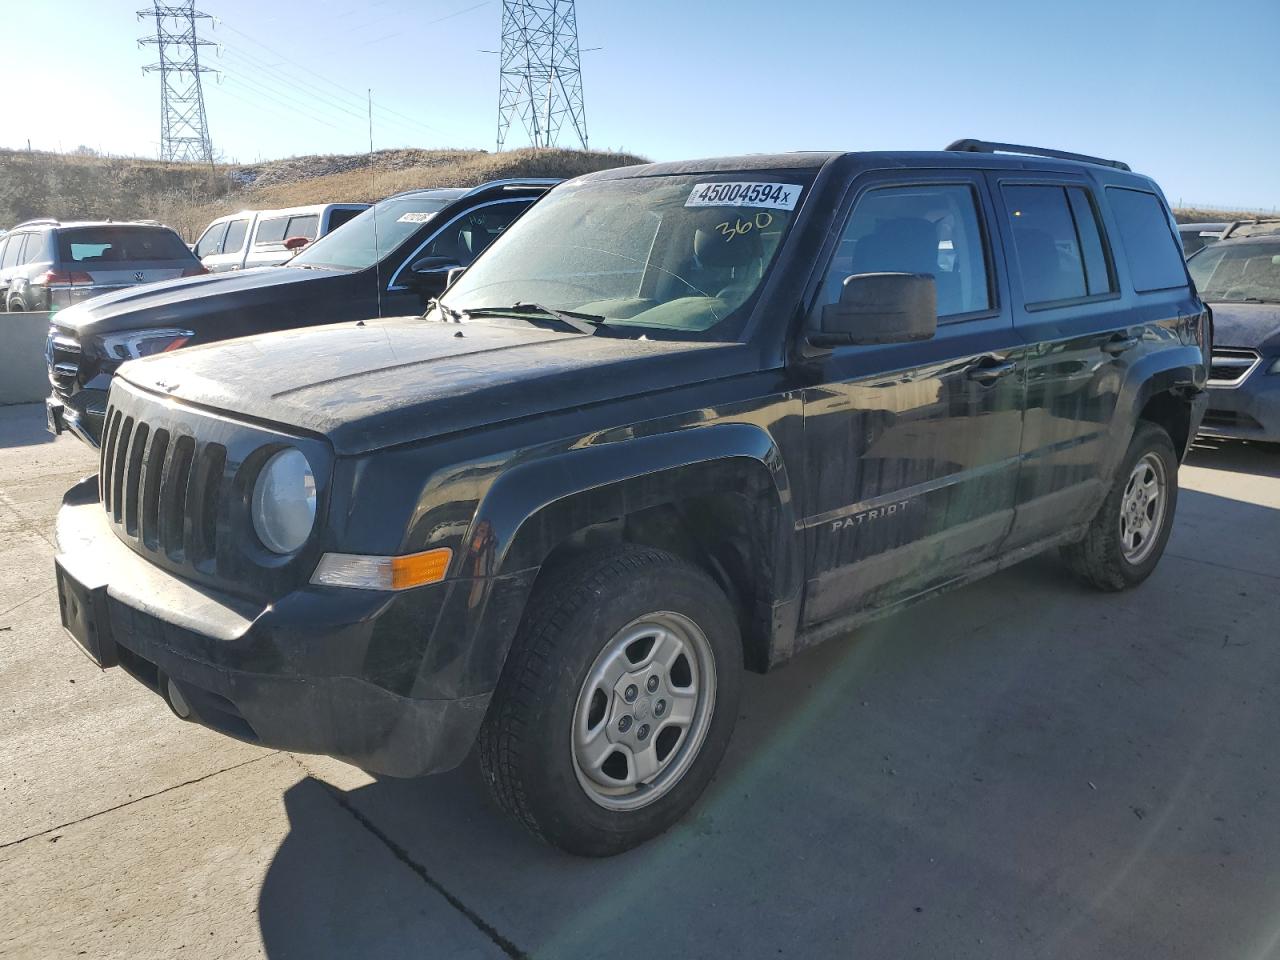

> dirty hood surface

[
  {"left": 118, "top": 316, "right": 747, "bottom": 454},
  {"left": 1210, "top": 301, "right": 1280, "bottom": 351}
]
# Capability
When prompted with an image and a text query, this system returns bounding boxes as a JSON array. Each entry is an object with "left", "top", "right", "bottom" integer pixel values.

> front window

[
  {"left": 290, "top": 195, "right": 456, "bottom": 271},
  {"left": 441, "top": 172, "right": 813, "bottom": 340},
  {"left": 1188, "top": 242, "right": 1280, "bottom": 303}
]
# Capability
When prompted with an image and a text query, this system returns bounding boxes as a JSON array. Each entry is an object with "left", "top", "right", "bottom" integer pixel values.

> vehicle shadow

[
  {"left": 1185, "top": 437, "right": 1280, "bottom": 478},
  {"left": 0, "top": 403, "right": 55, "bottom": 447},
  {"left": 259, "top": 489, "right": 1280, "bottom": 960}
]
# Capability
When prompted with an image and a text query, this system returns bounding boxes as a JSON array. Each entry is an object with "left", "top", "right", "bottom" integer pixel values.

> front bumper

[
  {"left": 54, "top": 478, "right": 493, "bottom": 777},
  {"left": 1200, "top": 362, "right": 1280, "bottom": 442}
]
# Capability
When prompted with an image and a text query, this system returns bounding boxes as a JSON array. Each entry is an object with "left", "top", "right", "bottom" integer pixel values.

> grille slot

[
  {"left": 161, "top": 436, "right": 196, "bottom": 559},
  {"left": 110, "top": 417, "right": 134, "bottom": 524},
  {"left": 1209, "top": 347, "right": 1261, "bottom": 386},
  {"left": 141, "top": 429, "right": 169, "bottom": 550},
  {"left": 123, "top": 423, "right": 149, "bottom": 536},
  {"left": 100, "top": 409, "right": 122, "bottom": 510}
]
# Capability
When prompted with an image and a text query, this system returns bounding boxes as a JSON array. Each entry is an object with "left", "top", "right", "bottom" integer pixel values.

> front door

[{"left": 800, "top": 173, "right": 1024, "bottom": 627}]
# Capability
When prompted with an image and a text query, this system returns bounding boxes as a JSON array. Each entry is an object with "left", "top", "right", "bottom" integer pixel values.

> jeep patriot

[{"left": 53, "top": 141, "right": 1209, "bottom": 855}]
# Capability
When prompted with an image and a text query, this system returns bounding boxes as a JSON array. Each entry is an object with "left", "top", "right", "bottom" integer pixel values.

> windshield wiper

[
  {"left": 425, "top": 298, "right": 465, "bottom": 323},
  {"left": 462, "top": 302, "right": 606, "bottom": 335}
]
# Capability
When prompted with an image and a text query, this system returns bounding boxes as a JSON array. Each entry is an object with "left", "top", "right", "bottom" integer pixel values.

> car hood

[
  {"left": 117, "top": 317, "right": 749, "bottom": 455},
  {"left": 1210, "top": 301, "right": 1280, "bottom": 351},
  {"left": 52, "top": 265, "right": 347, "bottom": 335}
]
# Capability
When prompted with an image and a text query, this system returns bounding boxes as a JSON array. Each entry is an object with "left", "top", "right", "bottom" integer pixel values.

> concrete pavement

[{"left": 2, "top": 400, "right": 1278, "bottom": 959}]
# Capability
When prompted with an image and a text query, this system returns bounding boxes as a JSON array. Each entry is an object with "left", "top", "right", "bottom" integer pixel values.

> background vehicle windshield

[
  {"left": 57, "top": 226, "right": 192, "bottom": 262},
  {"left": 1188, "top": 242, "right": 1280, "bottom": 302},
  {"left": 290, "top": 195, "right": 453, "bottom": 271},
  {"left": 442, "top": 172, "right": 813, "bottom": 339}
]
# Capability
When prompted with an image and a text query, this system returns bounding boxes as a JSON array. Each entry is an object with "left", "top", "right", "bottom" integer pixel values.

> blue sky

[{"left": 4, "top": 0, "right": 1277, "bottom": 209}]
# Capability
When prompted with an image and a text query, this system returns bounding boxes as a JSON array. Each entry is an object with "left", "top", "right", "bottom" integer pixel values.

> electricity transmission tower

[
  {"left": 497, "top": 0, "right": 588, "bottom": 152},
  {"left": 138, "top": 2, "right": 215, "bottom": 164}
]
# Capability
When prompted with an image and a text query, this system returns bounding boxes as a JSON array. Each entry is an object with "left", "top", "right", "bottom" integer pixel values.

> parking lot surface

[{"left": 1, "top": 400, "right": 1278, "bottom": 959}]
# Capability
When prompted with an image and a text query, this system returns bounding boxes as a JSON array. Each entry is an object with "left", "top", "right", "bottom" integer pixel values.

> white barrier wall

[{"left": 0, "top": 313, "right": 50, "bottom": 406}]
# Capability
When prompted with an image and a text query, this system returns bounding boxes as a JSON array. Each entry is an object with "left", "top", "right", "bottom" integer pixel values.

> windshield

[
  {"left": 440, "top": 172, "right": 812, "bottom": 340},
  {"left": 1188, "top": 242, "right": 1280, "bottom": 302},
  {"left": 289, "top": 195, "right": 455, "bottom": 271}
]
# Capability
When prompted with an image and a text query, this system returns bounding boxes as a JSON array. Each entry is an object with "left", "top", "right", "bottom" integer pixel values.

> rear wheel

[
  {"left": 479, "top": 545, "right": 742, "bottom": 856},
  {"left": 1062, "top": 421, "right": 1178, "bottom": 591}
]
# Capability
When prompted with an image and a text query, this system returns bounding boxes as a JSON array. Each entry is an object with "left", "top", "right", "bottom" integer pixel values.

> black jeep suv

[
  {"left": 44, "top": 179, "right": 557, "bottom": 446},
  {"left": 53, "top": 141, "right": 1208, "bottom": 856}
]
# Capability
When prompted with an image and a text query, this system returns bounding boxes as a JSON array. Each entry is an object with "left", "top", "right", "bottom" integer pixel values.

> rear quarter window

[
  {"left": 254, "top": 217, "right": 289, "bottom": 246},
  {"left": 1106, "top": 187, "right": 1187, "bottom": 292}
]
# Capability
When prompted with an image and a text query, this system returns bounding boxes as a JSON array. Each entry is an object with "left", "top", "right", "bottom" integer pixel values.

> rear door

[
  {"left": 800, "top": 171, "right": 1025, "bottom": 626},
  {"left": 986, "top": 175, "right": 1136, "bottom": 549},
  {"left": 58, "top": 226, "right": 196, "bottom": 289}
]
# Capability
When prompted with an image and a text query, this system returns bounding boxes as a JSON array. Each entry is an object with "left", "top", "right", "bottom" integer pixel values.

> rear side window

[
  {"left": 223, "top": 218, "right": 249, "bottom": 253},
  {"left": 1003, "top": 184, "right": 1115, "bottom": 305},
  {"left": 286, "top": 214, "right": 319, "bottom": 241},
  {"left": 816, "top": 182, "right": 992, "bottom": 319},
  {"left": 57, "top": 227, "right": 193, "bottom": 263},
  {"left": 1, "top": 236, "right": 20, "bottom": 269},
  {"left": 195, "top": 222, "right": 227, "bottom": 258},
  {"left": 1106, "top": 187, "right": 1187, "bottom": 292},
  {"left": 20, "top": 233, "right": 48, "bottom": 264},
  {"left": 326, "top": 208, "right": 362, "bottom": 232},
  {"left": 255, "top": 217, "right": 289, "bottom": 245}
]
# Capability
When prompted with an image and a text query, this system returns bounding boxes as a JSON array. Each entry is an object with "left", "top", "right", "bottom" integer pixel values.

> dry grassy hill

[
  {"left": 0, "top": 146, "right": 1270, "bottom": 241},
  {"left": 0, "top": 147, "right": 646, "bottom": 240}
]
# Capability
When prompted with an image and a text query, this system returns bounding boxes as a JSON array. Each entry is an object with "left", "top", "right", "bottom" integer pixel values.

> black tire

[
  {"left": 1061, "top": 421, "right": 1179, "bottom": 591},
  {"left": 478, "top": 544, "right": 742, "bottom": 857}
]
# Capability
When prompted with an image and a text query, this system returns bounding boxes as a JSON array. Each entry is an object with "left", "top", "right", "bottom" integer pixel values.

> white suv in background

[{"left": 193, "top": 202, "right": 369, "bottom": 272}]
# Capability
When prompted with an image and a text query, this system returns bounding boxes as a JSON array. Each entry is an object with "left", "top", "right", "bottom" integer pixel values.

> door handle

[
  {"left": 1102, "top": 335, "right": 1139, "bottom": 356},
  {"left": 966, "top": 359, "right": 1017, "bottom": 384}
]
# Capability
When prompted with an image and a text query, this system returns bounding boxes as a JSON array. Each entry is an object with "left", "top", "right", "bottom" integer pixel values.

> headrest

[
  {"left": 852, "top": 217, "right": 938, "bottom": 276},
  {"left": 694, "top": 219, "right": 763, "bottom": 269}
]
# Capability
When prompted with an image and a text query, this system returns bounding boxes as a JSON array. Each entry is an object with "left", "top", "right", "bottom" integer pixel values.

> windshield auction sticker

[
  {"left": 397, "top": 212, "right": 437, "bottom": 224},
  {"left": 685, "top": 182, "right": 803, "bottom": 210}
]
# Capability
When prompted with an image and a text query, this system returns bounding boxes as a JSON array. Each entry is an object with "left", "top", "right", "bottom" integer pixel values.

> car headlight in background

[
  {"left": 252, "top": 449, "right": 316, "bottom": 554},
  {"left": 99, "top": 328, "right": 194, "bottom": 361}
]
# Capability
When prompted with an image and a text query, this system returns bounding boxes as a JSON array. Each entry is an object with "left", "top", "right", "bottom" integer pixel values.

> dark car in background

[
  {"left": 0, "top": 220, "right": 204, "bottom": 313},
  {"left": 1190, "top": 234, "right": 1280, "bottom": 444},
  {"left": 45, "top": 178, "right": 558, "bottom": 446},
  {"left": 1178, "top": 221, "right": 1227, "bottom": 257}
]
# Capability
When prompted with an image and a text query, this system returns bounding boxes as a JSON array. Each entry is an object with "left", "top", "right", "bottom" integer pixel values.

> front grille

[
  {"left": 1209, "top": 347, "right": 1261, "bottom": 386},
  {"left": 46, "top": 329, "right": 81, "bottom": 393},
  {"left": 98, "top": 379, "right": 332, "bottom": 601},
  {"left": 100, "top": 406, "right": 226, "bottom": 570}
]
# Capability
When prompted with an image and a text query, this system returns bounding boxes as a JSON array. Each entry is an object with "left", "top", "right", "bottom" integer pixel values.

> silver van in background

[{"left": 193, "top": 202, "right": 369, "bottom": 272}]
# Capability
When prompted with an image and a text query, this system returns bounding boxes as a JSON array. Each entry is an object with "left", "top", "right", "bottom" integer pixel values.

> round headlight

[{"left": 252, "top": 449, "right": 316, "bottom": 554}]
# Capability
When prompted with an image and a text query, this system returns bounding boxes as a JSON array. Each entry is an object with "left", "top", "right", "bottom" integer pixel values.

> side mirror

[
  {"left": 282, "top": 236, "right": 310, "bottom": 252},
  {"left": 404, "top": 256, "right": 462, "bottom": 290},
  {"left": 810, "top": 272, "right": 937, "bottom": 347}
]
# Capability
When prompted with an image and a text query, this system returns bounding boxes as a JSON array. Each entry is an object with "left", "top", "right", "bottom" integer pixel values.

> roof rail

[
  {"left": 1219, "top": 218, "right": 1280, "bottom": 241},
  {"left": 945, "top": 139, "right": 1131, "bottom": 172},
  {"left": 12, "top": 218, "right": 59, "bottom": 229},
  {"left": 461, "top": 177, "right": 562, "bottom": 198}
]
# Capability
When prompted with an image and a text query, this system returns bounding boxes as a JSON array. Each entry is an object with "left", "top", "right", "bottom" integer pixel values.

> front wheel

[
  {"left": 1061, "top": 421, "right": 1179, "bottom": 591},
  {"left": 479, "top": 545, "right": 742, "bottom": 856}
]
